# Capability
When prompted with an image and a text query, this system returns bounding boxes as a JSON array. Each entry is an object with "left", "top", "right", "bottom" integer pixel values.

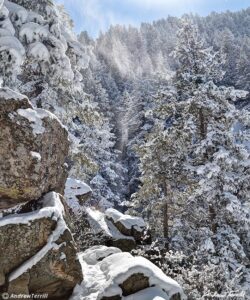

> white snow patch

[
  {"left": 100, "top": 253, "right": 183, "bottom": 299},
  {"left": 0, "top": 87, "right": 27, "bottom": 101},
  {"left": 60, "top": 252, "right": 66, "bottom": 260},
  {"left": 64, "top": 178, "right": 92, "bottom": 213},
  {"left": 17, "top": 108, "right": 46, "bottom": 135},
  {"left": 4, "top": 0, "right": 28, "bottom": 24},
  {"left": 0, "top": 28, "right": 13, "bottom": 37},
  {"left": 30, "top": 151, "right": 41, "bottom": 161},
  {"left": 106, "top": 208, "right": 146, "bottom": 232},
  {"left": 86, "top": 207, "right": 134, "bottom": 241},
  {"left": 28, "top": 42, "right": 50, "bottom": 61},
  {"left": 17, "top": 107, "right": 64, "bottom": 135},
  {"left": 26, "top": 11, "right": 45, "bottom": 24},
  {"left": 19, "top": 22, "right": 49, "bottom": 43},
  {"left": 0, "top": 192, "right": 65, "bottom": 228},
  {"left": 70, "top": 257, "right": 106, "bottom": 300},
  {"left": 124, "top": 287, "right": 170, "bottom": 300},
  {"left": 0, "top": 35, "right": 25, "bottom": 66},
  {"left": 5, "top": 192, "right": 69, "bottom": 282},
  {"left": 80, "top": 246, "right": 121, "bottom": 265}
]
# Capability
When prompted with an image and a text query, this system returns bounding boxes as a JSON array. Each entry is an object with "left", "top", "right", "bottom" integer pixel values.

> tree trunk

[
  {"left": 163, "top": 202, "right": 169, "bottom": 240},
  {"left": 209, "top": 205, "right": 217, "bottom": 233},
  {"left": 199, "top": 108, "right": 207, "bottom": 139}
]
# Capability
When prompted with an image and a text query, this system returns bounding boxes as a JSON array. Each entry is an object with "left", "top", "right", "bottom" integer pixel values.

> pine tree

[
  {"left": 0, "top": 0, "right": 122, "bottom": 209},
  {"left": 132, "top": 20, "right": 250, "bottom": 278}
]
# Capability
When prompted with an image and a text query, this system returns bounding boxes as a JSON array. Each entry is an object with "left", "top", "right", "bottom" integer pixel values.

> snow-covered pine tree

[
  {"left": 132, "top": 21, "right": 250, "bottom": 291},
  {"left": 0, "top": 0, "right": 122, "bottom": 209},
  {"left": 236, "top": 35, "right": 250, "bottom": 93}
]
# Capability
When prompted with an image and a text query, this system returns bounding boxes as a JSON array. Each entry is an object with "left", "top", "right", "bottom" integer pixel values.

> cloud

[
  {"left": 122, "top": 0, "right": 200, "bottom": 10},
  {"left": 57, "top": 0, "right": 137, "bottom": 36},
  {"left": 56, "top": 0, "right": 249, "bottom": 37}
]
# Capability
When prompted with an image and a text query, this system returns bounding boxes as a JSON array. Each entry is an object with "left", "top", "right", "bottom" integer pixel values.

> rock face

[
  {"left": 0, "top": 192, "right": 83, "bottom": 299},
  {"left": 0, "top": 88, "right": 69, "bottom": 209},
  {"left": 0, "top": 88, "right": 81, "bottom": 299}
]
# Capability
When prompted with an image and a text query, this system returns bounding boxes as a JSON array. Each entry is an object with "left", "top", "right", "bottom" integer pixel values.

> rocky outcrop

[
  {"left": 105, "top": 208, "right": 147, "bottom": 243},
  {"left": 0, "top": 88, "right": 81, "bottom": 299},
  {"left": 70, "top": 250, "right": 185, "bottom": 300},
  {"left": 85, "top": 207, "right": 137, "bottom": 252},
  {"left": 0, "top": 192, "right": 82, "bottom": 299},
  {"left": 0, "top": 88, "right": 69, "bottom": 209},
  {"left": 83, "top": 207, "right": 150, "bottom": 252}
]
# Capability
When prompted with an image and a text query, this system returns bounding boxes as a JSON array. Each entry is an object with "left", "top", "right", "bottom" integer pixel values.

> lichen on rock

[{"left": 0, "top": 87, "right": 69, "bottom": 209}]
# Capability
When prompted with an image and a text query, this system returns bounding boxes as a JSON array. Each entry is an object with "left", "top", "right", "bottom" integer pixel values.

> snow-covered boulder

[
  {"left": 70, "top": 251, "right": 185, "bottom": 300},
  {"left": 80, "top": 245, "right": 122, "bottom": 265},
  {"left": 86, "top": 207, "right": 137, "bottom": 252},
  {"left": 82, "top": 207, "right": 151, "bottom": 252},
  {"left": 105, "top": 208, "right": 147, "bottom": 242},
  {"left": 0, "top": 88, "right": 69, "bottom": 209},
  {"left": 0, "top": 192, "right": 82, "bottom": 298},
  {"left": 64, "top": 178, "right": 92, "bottom": 212}
]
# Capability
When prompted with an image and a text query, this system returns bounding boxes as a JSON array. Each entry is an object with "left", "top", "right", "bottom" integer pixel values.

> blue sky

[{"left": 56, "top": 0, "right": 250, "bottom": 37}]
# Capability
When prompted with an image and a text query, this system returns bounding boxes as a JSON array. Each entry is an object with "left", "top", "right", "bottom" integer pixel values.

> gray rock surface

[
  {"left": 0, "top": 192, "right": 83, "bottom": 299},
  {"left": 0, "top": 88, "right": 69, "bottom": 209}
]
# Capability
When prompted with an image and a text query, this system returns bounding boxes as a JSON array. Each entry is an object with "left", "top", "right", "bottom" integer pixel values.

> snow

[
  {"left": 5, "top": 192, "right": 69, "bottom": 282},
  {"left": 17, "top": 108, "right": 46, "bottom": 135},
  {"left": 17, "top": 107, "right": 64, "bottom": 135},
  {"left": 60, "top": 252, "right": 66, "bottom": 260},
  {"left": 106, "top": 208, "right": 146, "bottom": 232},
  {"left": 80, "top": 245, "right": 121, "bottom": 265},
  {"left": 0, "top": 192, "right": 65, "bottom": 228},
  {"left": 0, "top": 35, "right": 25, "bottom": 66},
  {"left": 26, "top": 11, "right": 45, "bottom": 25},
  {"left": 0, "top": 87, "right": 28, "bottom": 101},
  {"left": 30, "top": 151, "right": 41, "bottom": 161},
  {"left": 64, "top": 178, "right": 92, "bottom": 212},
  {"left": 4, "top": 0, "right": 28, "bottom": 25},
  {"left": 200, "top": 238, "right": 215, "bottom": 254},
  {"left": 0, "top": 4, "right": 9, "bottom": 18},
  {"left": 124, "top": 287, "right": 170, "bottom": 300},
  {"left": 99, "top": 253, "right": 183, "bottom": 299},
  {"left": 70, "top": 257, "right": 106, "bottom": 300},
  {"left": 0, "top": 28, "right": 13, "bottom": 37},
  {"left": 19, "top": 22, "right": 49, "bottom": 43},
  {"left": 86, "top": 207, "right": 113, "bottom": 235},
  {"left": 0, "top": 5, "right": 15, "bottom": 36},
  {"left": 70, "top": 251, "right": 185, "bottom": 300},
  {"left": 86, "top": 207, "right": 135, "bottom": 241},
  {"left": 28, "top": 42, "right": 50, "bottom": 61}
]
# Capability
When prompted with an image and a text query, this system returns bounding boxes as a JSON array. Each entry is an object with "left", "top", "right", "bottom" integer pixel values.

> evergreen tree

[
  {"left": 132, "top": 21, "right": 250, "bottom": 288},
  {"left": 0, "top": 0, "right": 122, "bottom": 209}
]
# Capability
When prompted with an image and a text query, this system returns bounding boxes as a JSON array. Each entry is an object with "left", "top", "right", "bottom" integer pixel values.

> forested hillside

[
  {"left": 79, "top": 8, "right": 250, "bottom": 200},
  {"left": 0, "top": 0, "right": 249, "bottom": 299}
]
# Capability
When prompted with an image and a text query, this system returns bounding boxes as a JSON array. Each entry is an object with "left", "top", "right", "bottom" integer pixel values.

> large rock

[
  {"left": 70, "top": 251, "right": 185, "bottom": 300},
  {"left": 0, "top": 192, "right": 83, "bottom": 299},
  {"left": 85, "top": 207, "right": 137, "bottom": 252},
  {"left": 64, "top": 178, "right": 93, "bottom": 212},
  {"left": 105, "top": 208, "right": 147, "bottom": 243},
  {"left": 0, "top": 88, "right": 69, "bottom": 209}
]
